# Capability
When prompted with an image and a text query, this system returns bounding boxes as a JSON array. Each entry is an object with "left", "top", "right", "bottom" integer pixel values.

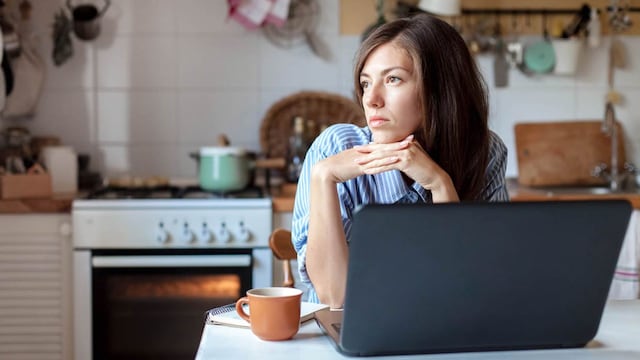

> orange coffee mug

[{"left": 235, "top": 287, "right": 303, "bottom": 341}]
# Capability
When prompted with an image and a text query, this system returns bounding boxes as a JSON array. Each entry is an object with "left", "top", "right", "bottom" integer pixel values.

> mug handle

[
  {"left": 98, "top": 0, "right": 111, "bottom": 17},
  {"left": 235, "top": 297, "right": 251, "bottom": 323}
]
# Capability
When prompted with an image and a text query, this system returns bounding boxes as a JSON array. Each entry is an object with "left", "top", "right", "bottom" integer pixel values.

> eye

[
  {"left": 387, "top": 76, "right": 401, "bottom": 84},
  {"left": 360, "top": 80, "right": 370, "bottom": 89}
]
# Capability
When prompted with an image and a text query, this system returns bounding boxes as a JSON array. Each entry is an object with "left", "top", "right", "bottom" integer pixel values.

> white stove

[
  {"left": 73, "top": 198, "right": 272, "bottom": 249},
  {"left": 71, "top": 195, "right": 274, "bottom": 360}
]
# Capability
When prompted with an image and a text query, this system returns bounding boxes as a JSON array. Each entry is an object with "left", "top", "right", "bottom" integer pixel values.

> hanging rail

[{"left": 458, "top": 7, "right": 640, "bottom": 16}]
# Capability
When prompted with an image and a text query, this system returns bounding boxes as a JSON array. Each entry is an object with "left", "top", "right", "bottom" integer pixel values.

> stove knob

[
  {"left": 198, "top": 223, "right": 213, "bottom": 243},
  {"left": 218, "top": 222, "right": 232, "bottom": 243},
  {"left": 236, "top": 221, "right": 251, "bottom": 242},
  {"left": 180, "top": 222, "right": 195, "bottom": 243},
  {"left": 156, "top": 222, "right": 170, "bottom": 244}
]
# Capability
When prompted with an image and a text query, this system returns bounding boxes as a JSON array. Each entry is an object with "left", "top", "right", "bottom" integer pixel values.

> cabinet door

[{"left": 0, "top": 215, "right": 72, "bottom": 360}]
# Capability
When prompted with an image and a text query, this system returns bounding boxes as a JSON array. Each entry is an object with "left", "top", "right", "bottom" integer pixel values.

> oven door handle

[{"left": 91, "top": 255, "right": 252, "bottom": 268}]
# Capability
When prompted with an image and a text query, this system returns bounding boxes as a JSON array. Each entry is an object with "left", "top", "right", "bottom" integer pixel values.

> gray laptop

[{"left": 315, "top": 200, "right": 632, "bottom": 356}]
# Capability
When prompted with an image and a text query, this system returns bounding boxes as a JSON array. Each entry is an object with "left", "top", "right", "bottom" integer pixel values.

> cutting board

[{"left": 514, "top": 121, "right": 626, "bottom": 186}]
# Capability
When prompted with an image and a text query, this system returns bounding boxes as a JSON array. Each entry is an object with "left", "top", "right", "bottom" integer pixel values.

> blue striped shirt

[{"left": 291, "top": 124, "right": 509, "bottom": 303}]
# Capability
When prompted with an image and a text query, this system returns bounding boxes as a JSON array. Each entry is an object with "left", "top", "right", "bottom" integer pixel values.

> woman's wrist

[
  {"left": 311, "top": 159, "right": 338, "bottom": 184},
  {"left": 427, "top": 170, "right": 459, "bottom": 202}
]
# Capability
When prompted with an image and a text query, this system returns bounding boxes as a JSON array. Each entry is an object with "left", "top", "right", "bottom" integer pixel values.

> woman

[{"left": 292, "top": 14, "right": 508, "bottom": 308}]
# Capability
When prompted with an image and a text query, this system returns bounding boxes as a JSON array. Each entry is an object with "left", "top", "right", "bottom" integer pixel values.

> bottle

[
  {"left": 286, "top": 116, "right": 309, "bottom": 183},
  {"left": 305, "top": 119, "right": 318, "bottom": 144},
  {"left": 587, "top": 7, "right": 601, "bottom": 48}
]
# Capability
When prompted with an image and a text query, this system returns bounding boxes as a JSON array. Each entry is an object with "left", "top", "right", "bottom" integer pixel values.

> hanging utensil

[
  {"left": 262, "top": 0, "right": 331, "bottom": 60},
  {"left": 3, "top": 0, "right": 46, "bottom": 119},
  {"left": 522, "top": 11, "right": 555, "bottom": 74},
  {"left": 505, "top": 13, "right": 523, "bottom": 67},
  {"left": 492, "top": 20, "right": 509, "bottom": 88}
]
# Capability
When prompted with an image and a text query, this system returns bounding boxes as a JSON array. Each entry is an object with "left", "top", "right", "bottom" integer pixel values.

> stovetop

[
  {"left": 84, "top": 185, "right": 266, "bottom": 200},
  {"left": 73, "top": 186, "right": 273, "bottom": 249}
]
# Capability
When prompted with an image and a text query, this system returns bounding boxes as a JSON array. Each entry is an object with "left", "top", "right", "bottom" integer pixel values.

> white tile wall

[{"left": 2, "top": 0, "right": 639, "bottom": 179}]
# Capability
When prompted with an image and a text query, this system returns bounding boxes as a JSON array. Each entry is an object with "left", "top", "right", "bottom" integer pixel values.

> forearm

[{"left": 306, "top": 164, "right": 349, "bottom": 308}]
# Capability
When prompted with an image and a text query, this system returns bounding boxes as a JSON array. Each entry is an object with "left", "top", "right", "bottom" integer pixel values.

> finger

[
  {"left": 360, "top": 141, "right": 410, "bottom": 154},
  {"left": 353, "top": 145, "right": 373, "bottom": 154},
  {"left": 358, "top": 156, "right": 399, "bottom": 169},
  {"left": 362, "top": 161, "right": 400, "bottom": 174}
]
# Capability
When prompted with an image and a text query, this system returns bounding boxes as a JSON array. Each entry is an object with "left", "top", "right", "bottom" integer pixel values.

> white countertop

[{"left": 196, "top": 300, "right": 640, "bottom": 359}]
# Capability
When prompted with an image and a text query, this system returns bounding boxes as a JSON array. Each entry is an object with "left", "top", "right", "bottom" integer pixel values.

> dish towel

[{"left": 609, "top": 211, "right": 640, "bottom": 299}]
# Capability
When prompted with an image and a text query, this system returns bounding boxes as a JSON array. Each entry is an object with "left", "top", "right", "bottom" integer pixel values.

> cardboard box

[{"left": 0, "top": 173, "right": 53, "bottom": 199}]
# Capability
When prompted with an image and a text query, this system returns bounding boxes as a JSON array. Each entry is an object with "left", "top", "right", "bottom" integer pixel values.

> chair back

[{"left": 269, "top": 228, "right": 297, "bottom": 287}]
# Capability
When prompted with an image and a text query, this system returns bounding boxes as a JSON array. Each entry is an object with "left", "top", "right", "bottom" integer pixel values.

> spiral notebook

[{"left": 205, "top": 301, "right": 329, "bottom": 328}]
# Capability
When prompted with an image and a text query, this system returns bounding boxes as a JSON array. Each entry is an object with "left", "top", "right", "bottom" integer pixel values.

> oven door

[{"left": 74, "top": 248, "right": 269, "bottom": 360}]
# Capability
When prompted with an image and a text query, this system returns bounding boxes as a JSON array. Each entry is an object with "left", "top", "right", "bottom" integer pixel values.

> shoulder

[
  {"left": 488, "top": 130, "right": 507, "bottom": 162},
  {"left": 311, "top": 124, "right": 371, "bottom": 155},
  {"left": 482, "top": 131, "right": 509, "bottom": 200}
]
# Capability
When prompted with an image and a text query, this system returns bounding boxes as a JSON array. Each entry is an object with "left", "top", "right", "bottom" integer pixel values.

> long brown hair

[{"left": 353, "top": 14, "right": 489, "bottom": 200}]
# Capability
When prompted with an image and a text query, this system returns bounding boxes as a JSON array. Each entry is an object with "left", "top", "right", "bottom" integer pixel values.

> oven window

[{"left": 93, "top": 265, "right": 250, "bottom": 360}]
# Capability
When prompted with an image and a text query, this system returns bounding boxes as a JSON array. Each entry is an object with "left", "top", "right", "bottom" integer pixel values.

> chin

[{"left": 371, "top": 132, "right": 405, "bottom": 144}]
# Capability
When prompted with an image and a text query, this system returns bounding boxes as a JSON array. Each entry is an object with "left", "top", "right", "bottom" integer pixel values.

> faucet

[
  {"left": 592, "top": 101, "right": 638, "bottom": 191},
  {"left": 603, "top": 101, "right": 620, "bottom": 191}
]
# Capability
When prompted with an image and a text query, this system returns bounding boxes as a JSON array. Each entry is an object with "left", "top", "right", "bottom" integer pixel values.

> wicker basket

[{"left": 259, "top": 91, "right": 366, "bottom": 159}]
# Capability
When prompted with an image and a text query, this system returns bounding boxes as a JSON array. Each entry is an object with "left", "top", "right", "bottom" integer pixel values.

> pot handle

[
  {"left": 189, "top": 152, "right": 200, "bottom": 162},
  {"left": 254, "top": 157, "right": 286, "bottom": 169},
  {"left": 67, "top": 0, "right": 111, "bottom": 16}
]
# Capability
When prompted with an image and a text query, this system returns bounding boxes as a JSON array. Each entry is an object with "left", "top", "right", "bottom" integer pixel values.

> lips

[{"left": 368, "top": 116, "right": 388, "bottom": 128}]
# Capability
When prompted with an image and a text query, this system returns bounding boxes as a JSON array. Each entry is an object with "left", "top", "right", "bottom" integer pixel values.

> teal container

[{"left": 199, "top": 147, "right": 250, "bottom": 192}]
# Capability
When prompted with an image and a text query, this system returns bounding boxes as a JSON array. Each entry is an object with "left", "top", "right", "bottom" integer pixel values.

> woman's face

[{"left": 360, "top": 42, "right": 423, "bottom": 144}]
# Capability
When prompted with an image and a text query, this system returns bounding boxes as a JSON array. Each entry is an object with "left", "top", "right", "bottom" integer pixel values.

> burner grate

[
  {"left": 85, "top": 185, "right": 264, "bottom": 199},
  {"left": 177, "top": 186, "right": 264, "bottom": 199}
]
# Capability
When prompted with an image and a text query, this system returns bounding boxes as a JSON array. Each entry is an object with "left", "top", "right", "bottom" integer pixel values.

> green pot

[{"left": 199, "top": 147, "right": 250, "bottom": 192}]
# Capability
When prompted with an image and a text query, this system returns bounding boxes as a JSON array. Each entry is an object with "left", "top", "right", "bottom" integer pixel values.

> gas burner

[
  {"left": 177, "top": 186, "right": 264, "bottom": 199},
  {"left": 85, "top": 185, "right": 264, "bottom": 200},
  {"left": 85, "top": 185, "right": 181, "bottom": 199}
]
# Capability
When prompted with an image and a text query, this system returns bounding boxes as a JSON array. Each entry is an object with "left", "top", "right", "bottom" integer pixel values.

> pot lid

[{"left": 200, "top": 147, "right": 247, "bottom": 156}]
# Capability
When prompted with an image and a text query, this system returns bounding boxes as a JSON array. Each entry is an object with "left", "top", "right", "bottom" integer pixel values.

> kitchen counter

[
  {"left": 270, "top": 179, "right": 640, "bottom": 213},
  {"left": 0, "top": 194, "right": 74, "bottom": 213},
  {"left": 196, "top": 300, "right": 640, "bottom": 359},
  {"left": 7, "top": 179, "right": 635, "bottom": 215},
  {"left": 508, "top": 179, "right": 640, "bottom": 209},
  {"left": 270, "top": 183, "right": 297, "bottom": 213}
]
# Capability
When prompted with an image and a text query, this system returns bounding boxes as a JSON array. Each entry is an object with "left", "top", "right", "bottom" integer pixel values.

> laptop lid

[{"left": 319, "top": 200, "right": 631, "bottom": 356}]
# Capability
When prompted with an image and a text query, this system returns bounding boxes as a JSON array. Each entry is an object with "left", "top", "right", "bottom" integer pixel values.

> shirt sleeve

[
  {"left": 291, "top": 124, "right": 363, "bottom": 296},
  {"left": 482, "top": 131, "right": 510, "bottom": 201}
]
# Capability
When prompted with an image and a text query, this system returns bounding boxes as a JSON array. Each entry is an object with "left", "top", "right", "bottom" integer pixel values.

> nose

[{"left": 364, "top": 83, "right": 383, "bottom": 109}]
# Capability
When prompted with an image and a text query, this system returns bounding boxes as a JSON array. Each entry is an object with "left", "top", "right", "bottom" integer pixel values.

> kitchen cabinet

[{"left": 0, "top": 214, "right": 72, "bottom": 360}]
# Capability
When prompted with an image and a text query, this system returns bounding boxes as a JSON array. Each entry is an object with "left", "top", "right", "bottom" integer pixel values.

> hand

[
  {"left": 312, "top": 147, "right": 369, "bottom": 184},
  {"left": 353, "top": 135, "right": 458, "bottom": 199}
]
